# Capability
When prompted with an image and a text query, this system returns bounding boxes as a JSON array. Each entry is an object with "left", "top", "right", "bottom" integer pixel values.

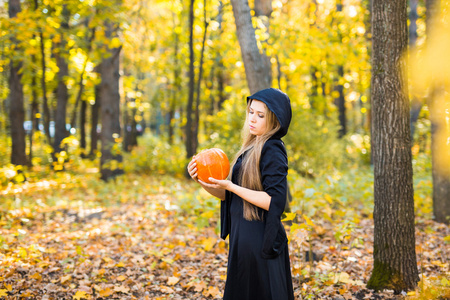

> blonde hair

[{"left": 230, "top": 99, "right": 281, "bottom": 221}]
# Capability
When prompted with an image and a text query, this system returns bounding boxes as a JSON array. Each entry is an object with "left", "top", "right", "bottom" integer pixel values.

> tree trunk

[
  {"left": 254, "top": 0, "right": 272, "bottom": 85},
  {"left": 89, "top": 84, "right": 100, "bottom": 158},
  {"left": 8, "top": 0, "right": 27, "bottom": 166},
  {"left": 80, "top": 99, "right": 87, "bottom": 157},
  {"left": 229, "top": 0, "right": 271, "bottom": 94},
  {"left": 40, "top": 30, "right": 52, "bottom": 146},
  {"left": 335, "top": 65, "right": 346, "bottom": 137},
  {"left": 185, "top": 0, "right": 196, "bottom": 158},
  {"left": 53, "top": 5, "right": 70, "bottom": 155},
  {"left": 98, "top": 23, "right": 123, "bottom": 181},
  {"left": 367, "top": 0, "right": 419, "bottom": 292},
  {"left": 193, "top": 0, "right": 209, "bottom": 153}
]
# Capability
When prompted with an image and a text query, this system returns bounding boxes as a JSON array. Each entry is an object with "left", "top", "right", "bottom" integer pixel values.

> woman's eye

[{"left": 258, "top": 114, "right": 264, "bottom": 118}]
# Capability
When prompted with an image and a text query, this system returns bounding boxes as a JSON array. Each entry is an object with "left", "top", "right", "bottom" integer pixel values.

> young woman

[{"left": 187, "top": 88, "right": 294, "bottom": 300}]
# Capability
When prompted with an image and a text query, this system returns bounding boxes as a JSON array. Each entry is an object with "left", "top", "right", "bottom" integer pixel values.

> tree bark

[
  {"left": 89, "top": 84, "right": 100, "bottom": 158},
  {"left": 8, "top": 0, "right": 27, "bottom": 166},
  {"left": 229, "top": 0, "right": 271, "bottom": 94},
  {"left": 193, "top": 0, "right": 209, "bottom": 153},
  {"left": 185, "top": 0, "right": 196, "bottom": 158},
  {"left": 335, "top": 65, "right": 346, "bottom": 137},
  {"left": 367, "top": 0, "right": 419, "bottom": 292},
  {"left": 39, "top": 29, "right": 52, "bottom": 145},
  {"left": 80, "top": 99, "right": 87, "bottom": 156},
  {"left": 98, "top": 22, "right": 123, "bottom": 181},
  {"left": 53, "top": 5, "right": 70, "bottom": 155}
]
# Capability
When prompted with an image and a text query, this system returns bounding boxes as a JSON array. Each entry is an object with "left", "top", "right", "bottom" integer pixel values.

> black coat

[{"left": 220, "top": 88, "right": 294, "bottom": 300}]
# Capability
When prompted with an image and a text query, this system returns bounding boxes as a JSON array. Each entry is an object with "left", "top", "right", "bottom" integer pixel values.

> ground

[{"left": 0, "top": 174, "right": 449, "bottom": 299}]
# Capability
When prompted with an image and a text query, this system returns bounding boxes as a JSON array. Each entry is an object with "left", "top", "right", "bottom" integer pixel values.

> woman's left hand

[{"left": 198, "top": 177, "right": 232, "bottom": 191}]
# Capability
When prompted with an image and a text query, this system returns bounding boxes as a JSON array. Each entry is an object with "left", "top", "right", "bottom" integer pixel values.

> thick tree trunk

[
  {"left": 185, "top": 0, "right": 196, "bottom": 158},
  {"left": 229, "top": 0, "right": 271, "bottom": 94},
  {"left": 367, "top": 0, "right": 419, "bottom": 292},
  {"left": 53, "top": 7, "right": 69, "bottom": 154},
  {"left": 98, "top": 31, "right": 123, "bottom": 181},
  {"left": 8, "top": 0, "right": 27, "bottom": 166}
]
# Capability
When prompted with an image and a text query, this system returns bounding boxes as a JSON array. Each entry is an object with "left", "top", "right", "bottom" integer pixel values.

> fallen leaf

[
  {"left": 167, "top": 276, "right": 180, "bottom": 285},
  {"left": 61, "top": 275, "right": 72, "bottom": 284},
  {"left": 114, "top": 285, "right": 130, "bottom": 293},
  {"left": 202, "top": 237, "right": 216, "bottom": 251},
  {"left": 73, "top": 291, "right": 88, "bottom": 300},
  {"left": 0, "top": 289, "right": 8, "bottom": 297},
  {"left": 203, "top": 286, "right": 221, "bottom": 298},
  {"left": 99, "top": 288, "right": 113, "bottom": 297}
]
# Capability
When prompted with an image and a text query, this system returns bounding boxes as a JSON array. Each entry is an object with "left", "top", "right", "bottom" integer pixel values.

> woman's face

[{"left": 248, "top": 99, "right": 267, "bottom": 136}]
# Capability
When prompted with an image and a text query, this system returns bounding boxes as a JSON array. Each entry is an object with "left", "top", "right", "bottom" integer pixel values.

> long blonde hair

[{"left": 230, "top": 99, "right": 281, "bottom": 221}]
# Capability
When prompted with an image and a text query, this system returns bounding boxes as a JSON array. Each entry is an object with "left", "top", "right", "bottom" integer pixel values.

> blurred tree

[
  {"left": 53, "top": 4, "right": 70, "bottom": 156},
  {"left": 89, "top": 84, "right": 100, "bottom": 158},
  {"left": 426, "top": 0, "right": 450, "bottom": 224},
  {"left": 98, "top": 18, "right": 123, "bottom": 181},
  {"left": 185, "top": 0, "right": 196, "bottom": 158},
  {"left": 367, "top": 0, "right": 419, "bottom": 292},
  {"left": 8, "top": 0, "right": 27, "bottom": 166}
]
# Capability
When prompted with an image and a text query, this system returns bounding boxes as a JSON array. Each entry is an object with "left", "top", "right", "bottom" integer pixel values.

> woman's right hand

[{"left": 187, "top": 157, "right": 199, "bottom": 183}]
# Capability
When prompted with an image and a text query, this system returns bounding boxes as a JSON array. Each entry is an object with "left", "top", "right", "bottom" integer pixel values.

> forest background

[{"left": 0, "top": 0, "right": 449, "bottom": 299}]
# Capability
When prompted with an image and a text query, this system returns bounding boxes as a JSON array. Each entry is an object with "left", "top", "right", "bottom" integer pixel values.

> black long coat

[{"left": 220, "top": 138, "right": 295, "bottom": 300}]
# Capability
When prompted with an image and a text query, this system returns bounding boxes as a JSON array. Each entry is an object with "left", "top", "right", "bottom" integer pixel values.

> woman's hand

[
  {"left": 199, "top": 177, "right": 232, "bottom": 191},
  {"left": 187, "top": 157, "right": 199, "bottom": 183}
]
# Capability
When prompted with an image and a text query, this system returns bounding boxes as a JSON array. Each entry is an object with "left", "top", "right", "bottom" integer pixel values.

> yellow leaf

[
  {"left": 5, "top": 284, "right": 12, "bottom": 291},
  {"left": 0, "top": 289, "right": 7, "bottom": 297},
  {"left": 200, "top": 211, "right": 214, "bottom": 219},
  {"left": 30, "top": 273, "right": 42, "bottom": 280},
  {"left": 167, "top": 276, "right": 180, "bottom": 286},
  {"left": 338, "top": 272, "right": 351, "bottom": 284},
  {"left": 116, "top": 261, "right": 125, "bottom": 267},
  {"left": 61, "top": 275, "right": 72, "bottom": 284},
  {"left": 281, "top": 212, "right": 296, "bottom": 222},
  {"left": 99, "top": 288, "right": 113, "bottom": 297},
  {"left": 116, "top": 275, "right": 126, "bottom": 282},
  {"left": 303, "top": 215, "right": 315, "bottom": 227},
  {"left": 202, "top": 237, "right": 216, "bottom": 252},
  {"left": 73, "top": 291, "right": 88, "bottom": 300},
  {"left": 407, "top": 291, "right": 416, "bottom": 296}
]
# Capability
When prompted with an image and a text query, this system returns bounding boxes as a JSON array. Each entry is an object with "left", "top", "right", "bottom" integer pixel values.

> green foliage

[
  {"left": 123, "top": 133, "right": 187, "bottom": 176},
  {"left": 285, "top": 109, "right": 351, "bottom": 177}
]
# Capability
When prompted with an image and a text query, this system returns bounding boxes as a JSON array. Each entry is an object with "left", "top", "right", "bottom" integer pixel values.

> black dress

[{"left": 221, "top": 138, "right": 294, "bottom": 300}]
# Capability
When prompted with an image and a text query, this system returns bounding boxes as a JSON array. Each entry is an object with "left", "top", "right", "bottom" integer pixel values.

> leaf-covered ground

[{"left": 0, "top": 173, "right": 449, "bottom": 299}]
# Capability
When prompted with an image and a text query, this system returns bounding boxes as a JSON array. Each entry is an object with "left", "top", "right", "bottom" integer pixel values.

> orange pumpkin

[{"left": 195, "top": 148, "right": 230, "bottom": 183}]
